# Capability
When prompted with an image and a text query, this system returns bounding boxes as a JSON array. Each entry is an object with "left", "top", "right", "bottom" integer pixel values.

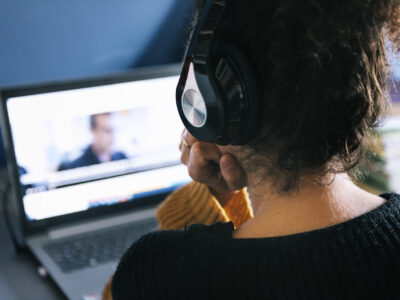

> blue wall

[{"left": 0, "top": 0, "right": 194, "bottom": 167}]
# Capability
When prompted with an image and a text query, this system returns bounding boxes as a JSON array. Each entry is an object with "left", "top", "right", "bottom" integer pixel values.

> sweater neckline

[{"left": 215, "top": 192, "right": 400, "bottom": 243}]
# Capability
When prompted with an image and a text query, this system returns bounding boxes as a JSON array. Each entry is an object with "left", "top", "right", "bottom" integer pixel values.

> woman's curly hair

[{"left": 193, "top": 0, "right": 400, "bottom": 192}]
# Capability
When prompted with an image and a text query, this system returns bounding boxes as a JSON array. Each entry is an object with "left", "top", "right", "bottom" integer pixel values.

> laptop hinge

[{"left": 47, "top": 208, "right": 157, "bottom": 240}]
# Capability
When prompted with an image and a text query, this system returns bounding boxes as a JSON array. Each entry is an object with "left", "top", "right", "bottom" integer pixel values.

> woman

[{"left": 107, "top": 0, "right": 400, "bottom": 299}]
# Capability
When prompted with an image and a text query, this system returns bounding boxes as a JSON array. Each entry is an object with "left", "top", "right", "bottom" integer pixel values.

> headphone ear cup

[{"left": 218, "top": 44, "right": 261, "bottom": 145}]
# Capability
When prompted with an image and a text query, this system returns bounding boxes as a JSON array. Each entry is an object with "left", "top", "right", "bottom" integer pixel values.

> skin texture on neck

[{"left": 234, "top": 173, "right": 386, "bottom": 239}]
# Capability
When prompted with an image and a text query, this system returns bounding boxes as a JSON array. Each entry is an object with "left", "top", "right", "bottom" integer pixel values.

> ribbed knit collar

[{"left": 211, "top": 193, "right": 400, "bottom": 245}]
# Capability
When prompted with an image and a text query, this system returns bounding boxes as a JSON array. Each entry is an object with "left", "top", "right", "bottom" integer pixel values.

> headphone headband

[
  {"left": 176, "top": 0, "right": 261, "bottom": 145},
  {"left": 190, "top": 0, "right": 227, "bottom": 64}
]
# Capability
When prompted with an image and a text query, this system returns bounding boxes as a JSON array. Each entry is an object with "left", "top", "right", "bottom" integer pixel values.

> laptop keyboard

[{"left": 43, "top": 217, "right": 158, "bottom": 273}]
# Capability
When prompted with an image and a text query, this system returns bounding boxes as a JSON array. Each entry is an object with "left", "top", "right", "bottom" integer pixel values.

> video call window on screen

[{"left": 16, "top": 106, "right": 181, "bottom": 192}]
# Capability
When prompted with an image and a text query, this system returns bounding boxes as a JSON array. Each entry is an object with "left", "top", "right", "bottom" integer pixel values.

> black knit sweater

[{"left": 112, "top": 193, "right": 400, "bottom": 299}]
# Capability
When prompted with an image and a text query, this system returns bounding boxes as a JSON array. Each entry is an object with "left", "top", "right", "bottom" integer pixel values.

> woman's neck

[{"left": 234, "top": 173, "right": 386, "bottom": 238}]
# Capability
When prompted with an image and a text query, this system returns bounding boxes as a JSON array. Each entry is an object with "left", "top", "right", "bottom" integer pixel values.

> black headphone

[{"left": 176, "top": 0, "right": 261, "bottom": 145}]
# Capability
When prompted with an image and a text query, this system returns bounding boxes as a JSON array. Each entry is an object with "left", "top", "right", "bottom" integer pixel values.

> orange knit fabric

[{"left": 156, "top": 181, "right": 253, "bottom": 230}]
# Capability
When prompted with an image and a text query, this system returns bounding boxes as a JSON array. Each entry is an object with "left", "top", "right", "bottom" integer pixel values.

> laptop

[{"left": 0, "top": 64, "right": 191, "bottom": 300}]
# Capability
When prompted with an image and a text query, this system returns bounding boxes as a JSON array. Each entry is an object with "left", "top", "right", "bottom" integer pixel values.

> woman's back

[{"left": 112, "top": 193, "right": 400, "bottom": 299}]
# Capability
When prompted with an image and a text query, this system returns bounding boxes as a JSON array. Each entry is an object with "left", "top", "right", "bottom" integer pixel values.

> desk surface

[
  {"left": 0, "top": 215, "right": 66, "bottom": 300},
  {"left": 0, "top": 169, "right": 64, "bottom": 299}
]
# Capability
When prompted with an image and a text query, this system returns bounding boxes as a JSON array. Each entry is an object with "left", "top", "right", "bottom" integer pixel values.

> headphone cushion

[{"left": 218, "top": 44, "right": 261, "bottom": 145}]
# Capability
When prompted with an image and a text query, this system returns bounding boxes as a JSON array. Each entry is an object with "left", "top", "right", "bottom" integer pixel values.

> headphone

[{"left": 176, "top": 0, "right": 261, "bottom": 145}]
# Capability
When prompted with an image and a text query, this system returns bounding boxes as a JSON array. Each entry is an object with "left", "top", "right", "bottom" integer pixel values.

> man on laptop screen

[{"left": 58, "top": 112, "right": 128, "bottom": 171}]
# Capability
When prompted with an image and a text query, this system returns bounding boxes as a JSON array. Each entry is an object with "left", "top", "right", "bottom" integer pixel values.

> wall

[{"left": 0, "top": 0, "right": 194, "bottom": 167}]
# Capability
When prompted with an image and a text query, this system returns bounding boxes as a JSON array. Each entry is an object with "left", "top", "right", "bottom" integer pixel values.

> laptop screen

[{"left": 5, "top": 75, "right": 191, "bottom": 221}]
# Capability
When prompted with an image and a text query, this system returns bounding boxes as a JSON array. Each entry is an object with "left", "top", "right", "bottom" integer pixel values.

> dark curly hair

[{"left": 191, "top": 0, "right": 400, "bottom": 192}]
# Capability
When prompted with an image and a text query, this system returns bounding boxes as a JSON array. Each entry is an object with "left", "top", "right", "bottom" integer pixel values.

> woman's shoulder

[
  {"left": 136, "top": 222, "right": 232, "bottom": 248},
  {"left": 130, "top": 222, "right": 234, "bottom": 256},
  {"left": 111, "top": 222, "right": 234, "bottom": 299},
  {"left": 141, "top": 221, "right": 233, "bottom": 243}
]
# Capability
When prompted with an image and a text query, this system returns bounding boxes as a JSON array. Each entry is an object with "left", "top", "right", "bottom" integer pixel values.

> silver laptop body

[{"left": 0, "top": 64, "right": 190, "bottom": 300}]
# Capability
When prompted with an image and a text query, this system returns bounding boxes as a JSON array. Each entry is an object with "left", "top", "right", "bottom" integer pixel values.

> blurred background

[
  {"left": 0, "top": 0, "right": 399, "bottom": 193},
  {"left": 0, "top": 0, "right": 195, "bottom": 168},
  {"left": 0, "top": 2, "right": 399, "bottom": 299}
]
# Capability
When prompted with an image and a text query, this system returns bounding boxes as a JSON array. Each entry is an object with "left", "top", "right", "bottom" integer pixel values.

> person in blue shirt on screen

[{"left": 58, "top": 113, "right": 127, "bottom": 171}]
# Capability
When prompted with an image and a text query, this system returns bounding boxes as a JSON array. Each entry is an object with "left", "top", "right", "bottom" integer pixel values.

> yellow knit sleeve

[
  {"left": 223, "top": 188, "right": 253, "bottom": 228},
  {"left": 156, "top": 181, "right": 253, "bottom": 230}
]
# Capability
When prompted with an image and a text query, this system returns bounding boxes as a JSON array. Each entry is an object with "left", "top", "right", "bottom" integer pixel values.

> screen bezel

[{"left": 0, "top": 63, "right": 183, "bottom": 235}]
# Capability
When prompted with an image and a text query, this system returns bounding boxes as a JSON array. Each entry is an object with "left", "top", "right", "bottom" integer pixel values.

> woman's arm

[{"left": 155, "top": 130, "right": 252, "bottom": 229}]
